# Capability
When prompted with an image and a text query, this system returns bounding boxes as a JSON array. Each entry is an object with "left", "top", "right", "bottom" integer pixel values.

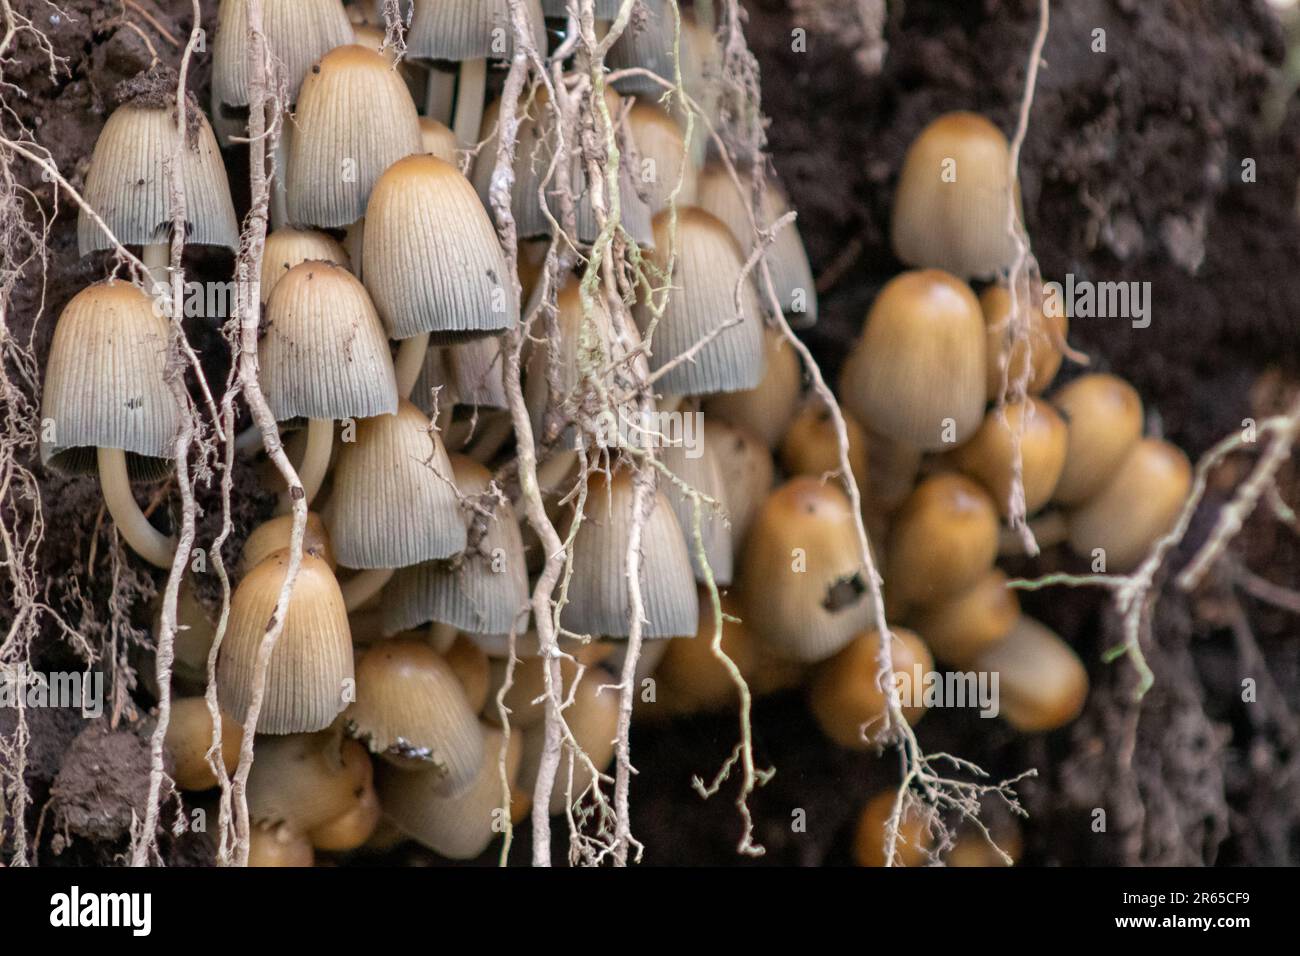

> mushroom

[
  {"left": 308, "top": 779, "right": 382, "bottom": 852},
  {"left": 419, "top": 116, "right": 460, "bottom": 162},
  {"left": 443, "top": 634, "right": 492, "bottom": 713},
  {"left": 969, "top": 615, "right": 1088, "bottom": 732},
  {"left": 853, "top": 790, "right": 933, "bottom": 867},
  {"left": 1065, "top": 437, "right": 1191, "bottom": 572},
  {"left": 779, "top": 396, "right": 871, "bottom": 495},
  {"left": 658, "top": 422, "right": 734, "bottom": 585},
  {"left": 259, "top": 260, "right": 398, "bottom": 508},
  {"left": 1050, "top": 372, "right": 1144, "bottom": 506},
  {"left": 248, "top": 823, "right": 316, "bottom": 867},
  {"left": 362, "top": 154, "right": 518, "bottom": 397},
  {"left": 981, "top": 282, "right": 1067, "bottom": 401},
  {"left": 909, "top": 568, "right": 1020, "bottom": 669},
  {"left": 163, "top": 698, "right": 241, "bottom": 791},
  {"left": 323, "top": 399, "right": 468, "bottom": 609},
  {"left": 655, "top": 589, "right": 756, "bottom": 716},
  {"left": 701, "top": 418, "right": 774, "bottom": 553},
  {"left": 211, "top": 0, "right": 354, "bottom": 224},
  {"left": 78, "top": 101, "right": 238, "bottom": 292},
  {"left": 737, "top": 477, "right": 874, "bottom": 662},
  {"left": 478, "top": 634, "right": 612, "bottom": 728},
  {"left": 247, "top": 731, "right": 374, "bottom": 830},
  {"left": 886, "top": 473, "right": 1000, "bottom": 610},
  {"left": 39, "top": 281, "right": 180, "bottom": 567},
  {"left": 560, "top": 467, "right": 699, "bottom": 640},
  {"left": 259, "top": 227, "right": 351, "bottom": 304},
  {"left": 695, "top": 163, "right": 819, "bottom": 327},
  {"left": 808, "top": 626, "right": 933, "bottom": 748},
  {"left": 344, "top": 639, "right": 484, "bottom": 790},
  {"left": 950, "top": 398, "right": 1069, "bottom": 517},
  {"left": 239, "top": 512, "right": 337, "bottom": 574},
  {"left": 891, "top": 111, "right": 1019, "bottom": 280},
  {"left": 217, "top": 549, "right": 355, "bottom": 734},
  {"left": 626, "top": 100, "right": 699, "bottom": 214},
  {"left": 380, "top": 453, "right": 529, "bottom": 636},
  {"left": 406, "top": 0, "right": 547, "bottom": 146},
  {"left": 839, "top": 269, "right": 987, "bottom": 452},
  {"left": 378, "top": 723, "right": 522, "bottom": 859},
  {"left": 634, "top": 208, "right": 766, "bottom": 397},
  {"left": 286, "top": 44, "right": 423, "bottom": 229},
  {"left": 705, "top": 325, "right": 804, "bottom": 449}
]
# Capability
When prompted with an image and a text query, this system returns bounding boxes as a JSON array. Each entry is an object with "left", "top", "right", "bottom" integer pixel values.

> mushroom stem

[
  {"left": 97, "top": 446, "right": 176, "bottom": 569},
  {"left": 142, "top": 243, "right": 170, "bottom": 299},
  {"left": 425, "top": 67, "right": 455, "bottom": 124},
  {"left": 279, "top": 417, "right": 333, "bottom": 512},
  {"left": 452, "top": 58, "right": 486, "bottom": 148},
  {"left": 341, "top": 567, "right": 396, "bottom": 612},
  {"left": 395, "top": 333, "right": 431, "bottom": 400}
]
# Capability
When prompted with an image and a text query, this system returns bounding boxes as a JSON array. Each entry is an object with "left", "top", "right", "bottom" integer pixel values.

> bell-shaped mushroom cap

[
  {"left": 248, "top": 731, "right": 373, "bottom": 830},
  {"left": 77, "top": 104, "right": 238, "bottom": 255},
  {"left": 635, "top": 208, "right": 766, "bottom": 397},
  {"left": 886, "top": 473, "right": 999, "bottom": 609},
  {"left": 705, "top": 325, "right": 803, "bottom": 450},
  {"left": 363, "top": 154, "right": 518, "bottom": 342},
  {"left": 419, "top": 117, "right": 460, "bottom": 163},
  {"left": 608, "top": 0, "right": 704, "bottom": 100},
  {"left": 1050, "top": 372, "right": 1143, "bottom": 506},
  {"left": 217, "top": 549, "right": 354, "bottom": 735},
  {"left": 240, "top": 512, "right": 336, "bottom": 574},
  {"left": 407, "top": 0, "right": 546, "bottom": 62},
  {"left": 517, "top": 665, "right": 620, "bottom": 816},
  {"left": 702, "top": 418, "right": 773, "bottom": 553},
  {"left": 448, "top": 337, "right": 510, "bottom": 408},
  {"left": 40, "top": 281, "right": 180, "bottom": 473},
  {"left": 286, "top": 44, "right": 422, "bottom": 228},
  {"left": 164, "top": 697, "right": 242, "bottom": 791},
  {"left": 247, "top": 823, "right": 316, "bottom": 867},
  {"left": 380, "top": 454, "right": 530, "bottom": 635},
  {"left": 411, "top": 345, "right": 456, "bottom": 415},
  {"left": 779, "top": 398, "right": 870, "bottom": 495},
  {"left": 910, "top": 568, "right": 1020, "bottom": 669},
  {"left": 853, "top": 790, "right": 933, "bottom": 868},
  {"left": 377, "top": 723, "right": 521, "bottom": 859},
  {"left": 658, "top": 431, "right": 733, "bottom": 586},
  {"left": 969, "top": 615, "right": 1088, "bottom": 732},
  {"left": 345, "top": 639, "right": 484, "bottom": 792},
  {"left": 323, "top": 399, "right": 468, "bottom": 569},
  {"left": 695, "top": 164, "right": 818, "bottom": 326},
  {"left": 561, "top": 468, "right": 699, "bottom": 639},
  {"left": 891, "top": 111, "right": 1019, "bottom": 280},
  {"left": 260, "top": 227, "right": 351, "bottom": 303},
  {"left": 951, "top": 398, "right": 1069, "bottom": 517},
  {"left": 808, "top": 626, "right": 933, "bottom": 747},
  {"left": 839, "top": 269, "right": 987, "bottom": 452},
  {"left": 212, "top": 0, "right": 354, "bottom": 108},
  {"left": 737, "top": 476, "right": 874, "bottom": 662},
  {"left": 626, "top": 101, "right": 699, "bottom": 214},
  {"left": 981, "top": 283, "right": 1066, "bottom": 400},
  {"left": 260, "top": 260, "right": 398, "bottom": 422}
]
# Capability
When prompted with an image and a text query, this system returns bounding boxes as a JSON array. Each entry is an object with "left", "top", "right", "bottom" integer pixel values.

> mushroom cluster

[{"left": 40, "top": 1, "right": 1191, "bottom": 868}]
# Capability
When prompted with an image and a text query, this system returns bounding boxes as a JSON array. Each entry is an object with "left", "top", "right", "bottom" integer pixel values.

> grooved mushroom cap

[
  {"left": 634, "top": 208, "right": 766, "bottom": 396},
  {"left": 381, "top": 454, "right": 530, "bottom": 635},
  {"left": 969, "top": 615, "right": 1088, "bottom": 732},
  {"left": 705, "top": 325, "right": 804, "bottom": 450},
  {"left": 839, "top": 269, "right": 987, "bottom": 452},
  {"left": 561, "top": 469, "right": 699, "bottom": 639},
  {"left": 886, "top": 473, "right": 999, "bottom": 609},
  {"left": 419, "top": 118, "right": 459, "bottom": 163},
  {"left": 240, "top": 512, "right": 336, "bottom": 574},
  {"left": 608, "top": 0, "right": 706, "bottom": 101},
  {"left": 345, "top": 639, "right": 485, "bottom": 793},
  {"left": 891, "top": 111, "right": 1020, "bottom": 280},
  {"left": 377, "top": 723, "right": 522, "bottom": 859},
  {"left": 702, "top": 418, "right": 774, "bottom": 554},
  {"left": 626, "top": 101, "right": 699, "bottom": 214},
  {"left": 260, "top": 227, "right": 352, "bottom": 303},
  {"left": 212, "top": 0, "right": 355, "bottom": 108},
  {"left": 362, "top": 154, "right": 518, "bottom": 342},
  {"left": 737, "top": 476, "right": 874, "bottom": 663},
  {"left": 517, "top": 666, "right": 620, "bottom": 816},
  {"left": 407, "top": 0, "right": 546, "bottom": 62},
  {"left": 981, "top": 283, "right": 1066, "bottom": 400},
  {"left": 449, "top": 337, "right": 510, "bottom": 408},
  {"left": 695, "top": 164, "right": 818, "bottom": 325},
  {"left": 260, "top": 260, "right": 398, "bottom": 422},
  {"left": 286, "top": 44, "right": 422, "bottom": 228},
  {"left": 217, "top": 549, "right": 354, "bottom": 735},
  {"left": 658, "top": 433, "right": 734, "bottom": 586},
  {"left": 541, "top": 0, "right": 621, "bottom": 15},
  {"left": 77, "top": 104, "right": 238, "bottom": 255},
  {"left": 40, "top": 281, "right": 180, "bottom": 473},
  {"left": 247, "top": 732, "right": 373, "bottom": 831},
  {"left": 323, "top": 399, "right": 468, "bottom": 569}
]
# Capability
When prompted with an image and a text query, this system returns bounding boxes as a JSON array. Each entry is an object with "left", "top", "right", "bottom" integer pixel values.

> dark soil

[{"left": 1, "top": 0, "right": 1297, "bottom": 867}]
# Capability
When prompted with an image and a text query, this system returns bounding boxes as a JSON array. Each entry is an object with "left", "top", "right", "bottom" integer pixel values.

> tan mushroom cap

[
  {"left": 260, "top": 227, "right": 351, "bottom": 304},
  {"left": 247, "top": 732, "right": 373, "bottom": 831},
  {"left": 217, "top": 549, "right": 354, "bottom": 735},
  {"left": 635, "top": 208, "right": 766, "bottom": 397},
  {"left": 363, "top": 154, "right": 517, "bottom": 342},
  {"left": 808, "top": 626, "right": 933, "bottom": 748},
  {"left": 658, "top": 430, "right": 734, "bottom": 586},
  {"left": 779, "top": 398, "right": 871, "bottom": 496},
  {"left": 909, "top": 568, "right": 1020, "bottom": 668},
  {"left": 626, "top": 101, "right": 699, "bottom": 214},
  {"left": 1050, "top": 372, "right": 1144, "bottom": 506},
  {"left": 344, "top": 639, "right": 484, "bottom": 793},
  {"left": 655, "top": 590, "right": 756, "bottom": 716},
  {"left": 419, "top": 117, "right": 459, "bottom": 163},
  {"left": 380, "top": 454, "right": 529, "bottom": 636},
  {"left": 854, "top": 790, "right": 933, "bottom": 867},
  {"left": 448, "top": 336, "right": 510, "bottom": 408},
  {"left": 517, "top": 665, "right": 620, "bottom": 816},
  {"left": 323, "top": 398, "right": 467, "bottom": 569},
  {"left": 702, "top": 418, "right": 774, "bottom": 553},
  {"left": 696, "top": 164, "right": 818, "bottom": 325},
  {"left": 212, "top": 0, "right": 354, "bottom": 107},
  {"left": 981, "top": 283, "right": 1067, "bottom": 401},
  {"left": 40, "top": 281, "right": 180, "bottom": 473},
  {"left": 239, "top": 512, "right": 337, "bottom": 575},
  {"left": 737, "top": 476, "right": 874, "bottom": 663},
  {"left": 950, "top": 398, "right": 1069, "bottom": 517},
  {"left": 891, "top": 111, "right": 1019, "bottom": 280},
  {"left": 840, "top": 269, "right": 987, "bottom": 452},
  {"left": 407, "top": 0, "right": 546, "bottom": 61},
  {"left": 164, "top": 697, "right": 241, "bottom": 791},
  {"left": 260, "top": 260, "right": 398, "bottom": 422},
  {"left": 561, "top": 468, "right": 699, "bottom": 639},
  {"left": 378, "top": 723, "right": 522, "bottom": 860},
  {"left": 78, "top": 104, "right": 238, "bottom": 254},
  {"left": 248, "top": 823, "right": 316, "bottom": 867},
  {"left": 970, "top": 615, "right": 1088, "bottom": 732},
  {"left": 287, "top": 44, "right": 422, "bottom": 228},
  {"left": 705, "top": 325, "right": 804, "bottom": 449}
]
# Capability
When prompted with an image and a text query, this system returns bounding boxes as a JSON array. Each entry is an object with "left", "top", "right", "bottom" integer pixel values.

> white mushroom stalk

[{"left": 97, "top": 446, "right": 176, "bottom": 569}]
